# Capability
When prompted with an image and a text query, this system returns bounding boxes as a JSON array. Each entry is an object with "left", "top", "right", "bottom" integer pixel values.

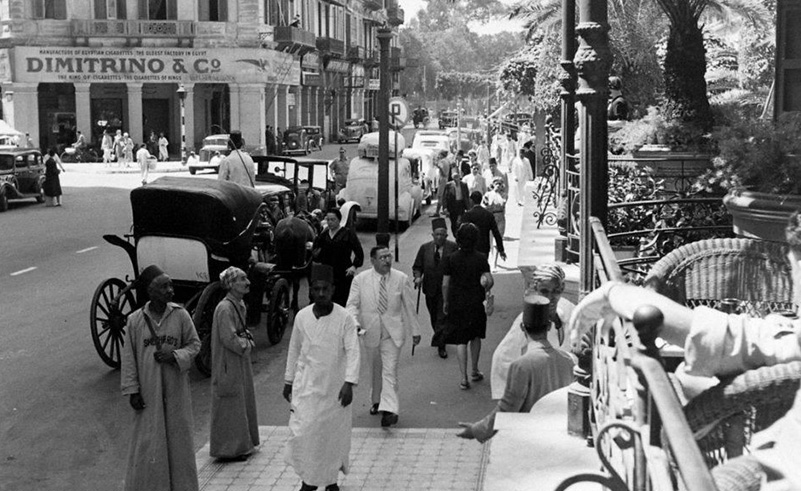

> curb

[{"left": 63, "top": 162, "right": 189, "bottom": 175}]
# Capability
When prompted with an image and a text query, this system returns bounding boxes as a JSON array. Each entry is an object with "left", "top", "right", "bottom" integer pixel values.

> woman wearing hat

[{"left": 209, "top": 266, "right": 259, "bottom": 461}]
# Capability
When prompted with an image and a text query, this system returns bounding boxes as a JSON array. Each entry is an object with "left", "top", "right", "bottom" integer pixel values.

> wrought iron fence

[{"left": 556, "top": 217, "right": 718, "bottom": 491}]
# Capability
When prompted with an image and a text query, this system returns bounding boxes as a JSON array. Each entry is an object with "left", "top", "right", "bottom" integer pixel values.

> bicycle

[{"left": 60, "top": 146, "right": 100, "bottom": 163}]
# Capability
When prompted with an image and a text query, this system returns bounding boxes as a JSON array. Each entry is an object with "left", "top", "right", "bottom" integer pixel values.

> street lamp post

[
  {"left": 176, "top": 84, "right": 187, "bottom": 164},
  {"left": 376, "top": 27, "right": 393, "bottom": 247}
]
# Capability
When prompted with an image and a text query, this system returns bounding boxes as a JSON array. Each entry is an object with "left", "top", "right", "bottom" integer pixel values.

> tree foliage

[{"left": 435, "top": 71, "right": 492, "bottom": 100}]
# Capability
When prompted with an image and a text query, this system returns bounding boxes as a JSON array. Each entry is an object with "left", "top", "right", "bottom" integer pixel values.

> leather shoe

[
  {"left": 381, "top": 411, "right": 399, "bottom": 427},
  {"left": 325, "top": 485, "right": 340, "bottom": 491},
  {"left": 369, "top": 403, "right": 379, "bottom": 415},
  {"left": 438, "top": 347, "right": 448, "bottom": 359}
]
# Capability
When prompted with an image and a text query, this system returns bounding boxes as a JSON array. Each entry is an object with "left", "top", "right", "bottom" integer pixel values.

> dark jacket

[
  {"left": 460, "top": 204, "right": 504, "bottom": 255},
  {"left": 412, "top": 239, "right": 458, "bottom": 296},
  {"left": 442, "top": 181, "right": 471, "bottom": 218}
]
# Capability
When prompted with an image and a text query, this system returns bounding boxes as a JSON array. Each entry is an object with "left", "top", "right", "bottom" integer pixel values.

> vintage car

[
  {"left": 188, "top": 133, "right": 266, "bottom": 175},
  {"left": 401, "top": 147, "right": 437, "bottom": 205},
  {"left": 445, "top": 127, "right": 478, "bottom": 153},
  {"left": 337, "top": 119, "right": 366, "bottom": 143},
  {"left": 339, "top": 131, "right": 423, "bottom": 228},
  {"left": 303, "top": 125, "right": 324, "bottom": 152},
  {"left": 0, "top": 148, "right": 45, "bottom": 212},
  {"left": 411, "top": 131, "right": 450, "bottom": 155},
  {"left": 282, "top": 126, "right": 309, "bottom": 156},
  {"left": 438, "top": 110, "right": 458, "bottom": 129}
]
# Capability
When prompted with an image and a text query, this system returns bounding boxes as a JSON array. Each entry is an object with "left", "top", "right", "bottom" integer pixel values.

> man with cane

[{"left": 412, "top": 218, "right": 458, "bottom": 359}]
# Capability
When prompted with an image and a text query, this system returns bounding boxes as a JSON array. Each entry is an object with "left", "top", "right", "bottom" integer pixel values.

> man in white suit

[{"left": 347, "top": 245, "right": 421, "bottom": 427}]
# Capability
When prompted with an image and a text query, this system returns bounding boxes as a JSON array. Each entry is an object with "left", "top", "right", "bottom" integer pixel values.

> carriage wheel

[
  {"left": 91, "top": 278, "right": 136, "bottom": 369},
  {"left": 192, "top": 281, "right": 225, "bottom": 377},
  {"left": 267, "top": 278, "right": 291, "bottom": 345}
]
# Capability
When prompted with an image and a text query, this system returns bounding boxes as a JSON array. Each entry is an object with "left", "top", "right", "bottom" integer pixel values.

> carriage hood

[{"left": 131, "top": 177, "right": 263, "bottom": 267}]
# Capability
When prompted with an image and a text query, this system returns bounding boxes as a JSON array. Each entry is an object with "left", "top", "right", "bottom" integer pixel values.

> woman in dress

[
  {"left": 209, "top": 266, "right": 259, "bottom": 461},
  {"left": 442, "top": 223, "right": 494, "bottom": 390},
  {"left": 158, "top": 132, "right": 169, "bottom": 162},
  {"left": 43, "top": 148, "right": 65, "bottom": 207},
  {"left": 312, "top": 208, "right": 364, "bottom": 306}
]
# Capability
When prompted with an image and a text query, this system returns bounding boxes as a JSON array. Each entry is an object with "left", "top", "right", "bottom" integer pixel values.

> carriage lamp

[{"left": 176, "top": 84, "right": 187, "bottom": 164}]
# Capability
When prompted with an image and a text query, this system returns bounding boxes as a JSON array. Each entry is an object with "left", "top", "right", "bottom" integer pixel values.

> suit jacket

[
  {"left": 346, "top": 268, "right": 421, "bottom": 349},
  {"left": 461, "top": 204, "right": 504, "bottom": 255},
  {"left": 442, "top": 181, "right": 470, "bottom": 217},
  {"left": 412, "top": 240, "right": 458, "bottom": 297}
]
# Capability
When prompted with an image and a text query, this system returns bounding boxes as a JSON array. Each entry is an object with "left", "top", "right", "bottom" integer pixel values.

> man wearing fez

[
  {"left": 413, "top": 217, "right": 458, "bottom": 359},
  {"left": 120, "top": 265, "right": 201, "bottom": 491},
  {"left": 457, "top": 295, "right": 574, "bottom": 443},
  {"left": 218, "top": 130, "right": 256, "bottom": 188},
  {"left": 460, "top": 190, "right": 507, "bottom": 260},
  {"left": 284, "top": 263, "right": 360, "bottom": 491}
]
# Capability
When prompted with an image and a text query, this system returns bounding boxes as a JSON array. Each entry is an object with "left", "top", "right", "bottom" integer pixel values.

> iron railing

[{"left": 556, "top": 217, "right": 718, "bottom": 491}]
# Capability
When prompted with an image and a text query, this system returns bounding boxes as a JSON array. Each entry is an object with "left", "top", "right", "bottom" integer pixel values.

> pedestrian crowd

[{"left": 117, "top": 124, "right": 578, "bottom": 491}]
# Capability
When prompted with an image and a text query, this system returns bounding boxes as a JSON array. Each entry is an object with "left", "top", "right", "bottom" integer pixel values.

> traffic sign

[{"left": 388, "top": 96, "right": 410, "bottom": 129}]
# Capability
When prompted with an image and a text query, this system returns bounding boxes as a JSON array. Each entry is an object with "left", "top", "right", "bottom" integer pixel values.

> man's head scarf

[
  {"left": 530, "top": 263, "right": 565, "bottom": 288},
  {"left": 219, "top": 266, "right": 246, "bottom": 291}
]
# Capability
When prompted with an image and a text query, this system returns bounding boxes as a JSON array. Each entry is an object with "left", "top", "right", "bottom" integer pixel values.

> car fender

[
  {"left": 340, "top": 200, "right": 361, "bottom": 228},
  {"left": 0, "top": 180, "right": 22, "bottom": 199}
]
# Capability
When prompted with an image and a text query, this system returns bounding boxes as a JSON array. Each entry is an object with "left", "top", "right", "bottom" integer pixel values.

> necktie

[
  {"left": 434, "top": 246, "right": 440, "bottom": 266},
  {"left": 378, "top": 274, "right": 388, "bottom": 314}
]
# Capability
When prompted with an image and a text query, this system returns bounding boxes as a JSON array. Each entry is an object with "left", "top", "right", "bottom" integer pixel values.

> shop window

[
  {"left": 199, "top": 0, "right": 227, "bottom": 21},
  {"left": 32, "top": 0, "right": 67, "bottom": 19},
  {"left": 139, "top": 0, "right": 176, "bottom": 20},
  {"left": 94, "top": 0, "right": 127, "bottom": 20}
]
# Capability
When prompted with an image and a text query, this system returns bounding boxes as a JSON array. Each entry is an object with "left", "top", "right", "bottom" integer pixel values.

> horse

[{"left": 273, "top": 214, "right": 317, "bottom": 311}]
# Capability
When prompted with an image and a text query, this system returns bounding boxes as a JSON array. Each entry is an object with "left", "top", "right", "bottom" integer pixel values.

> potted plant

[{"left": 695, "top": 113, "right": 801, "bottom": 242}]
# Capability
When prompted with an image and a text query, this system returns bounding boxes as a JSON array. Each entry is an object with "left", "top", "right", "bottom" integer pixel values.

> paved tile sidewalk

[{"left": 196, "top": 426, "right": 489, "bottom": 491}]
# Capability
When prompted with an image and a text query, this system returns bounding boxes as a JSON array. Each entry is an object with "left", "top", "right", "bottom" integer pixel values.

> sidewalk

[
  {"left": 191, "top": 179, "right": 597, "bottom": 491},
  {"left": 62, "top": 160, "right": 189, "bottom": 174}
]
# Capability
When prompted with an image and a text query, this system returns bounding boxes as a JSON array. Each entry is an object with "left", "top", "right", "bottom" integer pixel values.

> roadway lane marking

[
  {"left": 10, "top": 267, "right": 36, "bottom": 276},
  {"left": 76, "top": 246, "right": 98, "bottom": 254}
]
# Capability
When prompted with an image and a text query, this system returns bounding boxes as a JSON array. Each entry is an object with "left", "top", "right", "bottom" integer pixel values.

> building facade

[{"left": 0, "top": 0, "right": 404, "bottom": 155}]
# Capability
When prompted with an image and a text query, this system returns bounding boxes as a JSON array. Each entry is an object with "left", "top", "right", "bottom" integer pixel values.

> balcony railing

[
  {"left": 347, "top": 45, "right": 365, "bottom": 62},
  {"left": 274, "top": 26, "right": 316, "bottom": 54},
  {"left": 363, "top": 50, "right": 379, "bottom": 68},
  {"left": 316, "top": 37, "right": 345, "bottom": 57},
  {"left": 389, "top": 46, "right": 405, "bottom": 71},
  {"left": 386, "top": 6, "right": 405, "bottom": 26},
  {"left": 363, "top": 0, "right": 383, "bottom": 11},
  {"left": 71, "top": 19, "right": 195, "bottom": 45}
]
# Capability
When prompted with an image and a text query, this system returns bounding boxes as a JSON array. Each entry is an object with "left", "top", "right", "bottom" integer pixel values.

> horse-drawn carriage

[{"left": 90, "top": 177, "right": 296, "bottom": 376}]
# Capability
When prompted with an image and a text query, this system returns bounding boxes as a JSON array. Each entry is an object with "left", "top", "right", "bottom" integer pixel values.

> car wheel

[{"left": 0, "top": 192, "right": 7, "bottom": 212}]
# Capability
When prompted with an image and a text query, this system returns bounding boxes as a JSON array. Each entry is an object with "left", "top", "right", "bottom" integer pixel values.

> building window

[
  {"left": 95, "top": 0, "right": 127, "bottom": 20},
  {"left": 32, "top": 0, "right": 67, "bottom": 19},
  {"left": 199, "top": 0, "right": 227, "bottom": 21},
  {"left": 139, "top": 0, "right": 176, "bottom": 20}
]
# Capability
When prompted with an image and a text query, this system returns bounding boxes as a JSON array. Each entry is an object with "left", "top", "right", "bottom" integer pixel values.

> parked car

[
  {"left": 445, "top": 127, "right": 479, "bottom": 153},
  {"left": 0, "top": 148, "right": 45, "bottom": 212},
  {"left": 302, "top": 125, "right": 324, "bottom": 153},
  {"left": 283, "top": 126, "right": 310, "bottom": 156},
  {"left": 188, "top": 134, "right": 266, "bottom": 175},
  {"left": 338, "top": 119, "right": 366, "bottom": 143},
  {"left": 340, "top": 132, "right": 423, "bottom": 229}
]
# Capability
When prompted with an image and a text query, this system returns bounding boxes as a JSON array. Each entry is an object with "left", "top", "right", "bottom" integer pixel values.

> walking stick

[{"left": 416, "top": 282, "right": 421, "bottom": 314}]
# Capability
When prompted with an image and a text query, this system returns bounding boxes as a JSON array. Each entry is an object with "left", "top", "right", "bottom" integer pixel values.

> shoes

[
  {"left": 438, "top": 347, "right": 448, "bottom": 359},
  {"left": 460, "top": 380, "right": 471, "bottom": 390},
  {"left": 380, "top": 411, "right": 399, "bottom": 427},
  {"left": 369, "top": 403, "right": 379, "bottom": 415},
  {"left": 325, "top": 485, "right": 340, "bottom": 491},
  {"left": 471, "top": 371, "right": 484, "bottom": 382},
  {"left": 299, "top": 483, "right": 318, "bottom": 491},
  {"left": 216, "top": 453, "right": 250, "bottom": 462}
]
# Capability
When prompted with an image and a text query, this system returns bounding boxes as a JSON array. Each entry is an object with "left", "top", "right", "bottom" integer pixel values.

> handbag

[{"left": 484, "top": 292, "right": 495, "bottom": 316}]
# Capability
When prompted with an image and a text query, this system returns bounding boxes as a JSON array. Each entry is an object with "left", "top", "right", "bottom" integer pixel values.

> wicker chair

[{"left": 643, "top": 238, "right": 801, "bottom": 487}]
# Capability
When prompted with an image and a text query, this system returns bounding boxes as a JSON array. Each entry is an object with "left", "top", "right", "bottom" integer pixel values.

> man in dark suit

[
  {"left": 442, "top": 170, "right": 471, "bottom": 237},
  {"left": 460, "top": 191, "right": 507, "bottom": 260},
  {"left": 412, "top": 217, "right": 458, "bottom": 359}
]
